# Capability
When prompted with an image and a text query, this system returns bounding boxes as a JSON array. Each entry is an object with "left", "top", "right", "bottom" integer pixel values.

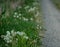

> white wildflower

[
  {"left": 11, "top": 30, "right": 16, "bottom": 36},
  {"left": 23, "top": 17, "right": 28, "bottom": 21},
  {"left": 40, "top": 26, "right": 42, "bottom": 29},
  {"left": 28, "top": 7, "right": 36, "bottom": 12},
  {"left": 19, "top": 13, "right": 21, "bottom": 16},
  {"left": 7, "top": 41, "right": 10, "bottom": 43},
  {"left": 2, "top": 30, "right": 29, "bottom": 44},
  {"left": 1, "top": 35, "right": 4, "bottom": 38},
  {"left": 30, "top": 18, "right": 33, "bottom": 21},
  {"left": 37, "top": 25, "right": 39, "bottom": 27},
  {"left": 3, "top": 33, "right": 12, "bottom": 43},
  {"left": 6, "top": 31, "right": 10, "bottom": 35},
  {"left": 25, "top": 36, "right": 29, "bottom": 39},
  {"left": 23, "top": 36, "right": 29, "bottom": 39},
  {"left": 17, "top": 31, "right": 25, "bottom": 36},
  {"left": 11, "top": 30, "right": 14, "bottom": 34},
  {"left": 19, "top": 32, "right": 25, "bottom": 35},
  {"left": 16, "top": 16, "right": 19, "bottom": 18},
  {"left": 16, "top": 38, "right": 18, "bottom": 41},
  {"left": 16, "top": 31, "right": 20, "bottom": 35},
  {"left": 4, "top": 35, "right": 12, "bottom": 40},
  {"left": 9, "top": 40, "right": 12, "bottom": 43},
  {"left": 25, "top": 6, "right": 30, "bottom": 9},
  {"left": 37, "top": 27, "right": 39, "bottom": 29},
  {"left": 14, "top": 12, "right": 18, "bottom": 15},
  {"left": 24, "top": 18, "right": 28, "bottom": 21},
  {"left": 4, "top": 36, "right": 8, "bottom": 40},
  {"left": 6, "top": 39, "right": 12, "bottom": 43}
]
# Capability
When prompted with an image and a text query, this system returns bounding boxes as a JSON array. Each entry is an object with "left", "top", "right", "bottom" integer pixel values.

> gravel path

[{"left": 41, "top": 0, "right": 60, "bottom": 47}]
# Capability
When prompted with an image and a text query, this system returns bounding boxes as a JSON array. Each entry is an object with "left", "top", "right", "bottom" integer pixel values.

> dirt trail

[{"left": 41, "top": 0, "right": 60, "bottom": 47}]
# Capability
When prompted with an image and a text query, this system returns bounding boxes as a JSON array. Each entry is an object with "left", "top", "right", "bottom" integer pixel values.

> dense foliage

[{"left": 0, "top": 0, "right": 43, "bottom": 47}]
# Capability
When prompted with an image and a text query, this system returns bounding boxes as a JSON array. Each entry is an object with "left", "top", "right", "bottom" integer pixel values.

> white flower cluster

[
  {"left": 1, "top": 30, "right": 29, "bottom": 43},
  {"left": 24, "top": 4, "right": 40, "bottom": 18},
  {"left": 13, "top": 12, "right": 34, "bottom": 21},
  {"left": 13, "top": 12, "right": 21, "bottom": 18},
  {"left": 36, "top": 24, "right": 42, "bottom": 29},
  {"left": 22, "top": 17, "right": 29, "bottom": 21},
  {"left": 30, "top": 18, "right": 33, "bottom": 21},
  {"left": 22, "top": 17, "right": 34, "bottom": 21},
  {"left": 37, "top": 25, "right": 39, "bottom": 29},
  {"left": 28, "top": 7, "right": 36, "bottom": 12}
]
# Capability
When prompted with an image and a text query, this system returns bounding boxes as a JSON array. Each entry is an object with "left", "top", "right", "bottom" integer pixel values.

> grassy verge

[
  {"left": 52, "top": 0, "right": 60, "bottom": 9},
  {"left": 0, "top": 0, "right": 44, "bottom": 47}
]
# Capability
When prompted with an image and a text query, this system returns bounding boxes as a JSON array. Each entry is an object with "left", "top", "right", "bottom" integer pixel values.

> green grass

[
  {"left": 52, "top": 0, "right": 60, "bottom": 9},
  {"left": 0, "top": 0, "right": 44, "bottom": 47}
]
